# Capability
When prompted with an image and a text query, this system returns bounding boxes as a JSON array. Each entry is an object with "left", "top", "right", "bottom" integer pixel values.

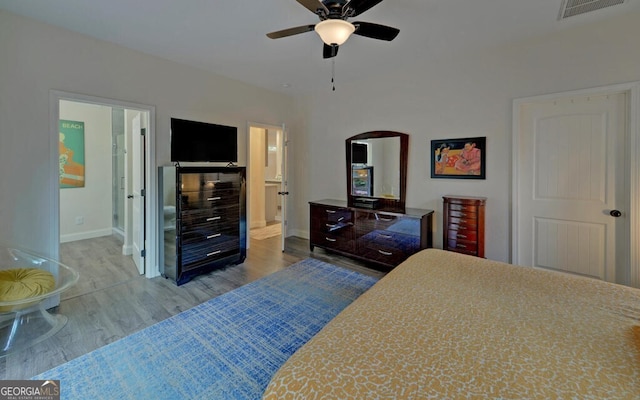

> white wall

[
  {"left": 0, "top": 10, "right": 297, "bottom": 257},
  {"left": 296, "top": 11, "right": 640, "bottom": 262},
  {"left": 59, "top": 100, "right": 113, "bottom": 242}
]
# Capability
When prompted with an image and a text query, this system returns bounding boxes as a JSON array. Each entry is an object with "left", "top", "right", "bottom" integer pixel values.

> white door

[
  {"left": 279, "top": 127, "right": 288, "bottom": 251},
  {"left": 131, "top": 113, "right": 145, "bottom": 274},
  {"left": 515, "top": 92, "right": 627, "bottom": 282}
]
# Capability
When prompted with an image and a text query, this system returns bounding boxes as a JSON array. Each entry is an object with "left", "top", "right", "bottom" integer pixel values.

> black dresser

[
  {"left": 159, "top": 166, "right": 246, "bottom": 285},
  {"left": 310, "top": 199, "right": 433, "bottom": 269}
]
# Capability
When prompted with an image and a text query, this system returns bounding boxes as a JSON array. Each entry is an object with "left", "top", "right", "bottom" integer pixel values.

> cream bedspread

[{"left": 263, "top": 249, "right": 640, "bottom": 399}]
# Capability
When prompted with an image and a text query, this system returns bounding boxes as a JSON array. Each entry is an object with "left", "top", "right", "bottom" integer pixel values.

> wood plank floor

[{"left": 0, "top": 234, "right": 385, "bottom": 379}]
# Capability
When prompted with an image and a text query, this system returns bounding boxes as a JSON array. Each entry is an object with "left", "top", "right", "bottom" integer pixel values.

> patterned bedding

[{"left": 263, "top": 249, "right": 640, "bottom": 399}]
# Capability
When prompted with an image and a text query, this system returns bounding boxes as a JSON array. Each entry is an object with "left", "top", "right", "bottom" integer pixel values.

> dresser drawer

[
  {"left": 447, "top": 217, "right": 478, "bottom": 230},
  {"left": 356, "top": 211, "right": 422, "bottom": 234},
  {"left": 310, "top": 230, "right": 354, "bottom": 253},
  {"left": 181, "top": 202, "right": 239, "bottom": 215},
  {"left": 447, "top": 228, "right": 478, "bottom": 242},
  {"left": 181, "top": 205, "right": 239, "bottom": 232},
  {"left": 179, "top": 172, "right": 238, "bottom": 192},
  {"left": 446, "top": 238, "right": 478, "bottom": 255},
  {"left": 355, "top": 211, "right": 397, "bottom": 231},
  {"left": 357, "top": 231, "right": 419, "bottom": 266},
  {"left": 447, "top": 208, "right": 478, "bottom": 220},
  {"left": 181, "top": 234, "right": 240, "bottom": 271},
  {"left": 447, "top": 203, "right": 479, "bottom": 213},
  {"left": 310, "top": 205, "right": 353, "bottom": 233},
  {"left": 181, "top": 218, "right": 239, "bottom": 237},
  {"left": 180, "top": 189, "right": 240, "bottom": 209}
]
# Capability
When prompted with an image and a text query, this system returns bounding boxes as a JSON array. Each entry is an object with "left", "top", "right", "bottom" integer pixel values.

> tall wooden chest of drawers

[
  {"left": 443, "top": 195, "right": 486, "bottom": 257},
  {"left": 159, "top": 166, "right": 246, "bottom": 285}
]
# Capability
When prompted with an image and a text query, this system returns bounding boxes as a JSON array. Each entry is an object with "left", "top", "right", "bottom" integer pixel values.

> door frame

[
  {"left": 512, "top": 81, "right": 640, "bottom": 287},
  {"left": 280, "top": 127, "right": 288, "bottom": 251},
  {"left": 49, "top": 90, "right": 159, "bottom": 278},
  {"left": 129, "top": 112, "right": 146, "bottom": 274},
  {"left": 246, "top": 121, "right": 287, "bottom": 251}
]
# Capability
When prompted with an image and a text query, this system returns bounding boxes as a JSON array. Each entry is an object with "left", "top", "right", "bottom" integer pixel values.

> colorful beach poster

[{"left": 59, "top": 119, "right": 86, "bottom": 188}]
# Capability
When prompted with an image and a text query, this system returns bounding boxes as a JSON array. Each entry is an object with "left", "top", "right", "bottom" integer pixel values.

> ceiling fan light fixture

[{"left": 314, "top": 19, "right": 355, "bottom": 46}]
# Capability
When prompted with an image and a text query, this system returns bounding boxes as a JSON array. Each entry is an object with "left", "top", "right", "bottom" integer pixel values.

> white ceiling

[{"left": 1, "top": 0, "right": 638, "bottom": 96}]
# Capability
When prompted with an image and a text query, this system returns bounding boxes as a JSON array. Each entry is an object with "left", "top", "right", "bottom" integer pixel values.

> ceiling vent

[{"left": 558, "top": 0, "right": 625, "bottom": 19}]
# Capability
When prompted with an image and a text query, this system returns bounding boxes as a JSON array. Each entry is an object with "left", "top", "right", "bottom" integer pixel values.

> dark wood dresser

[
  {"left": 159, "top": 166, "right": 246, "bottom": 285},
  {"left": 443, "top": 195, "right": 486, "bottom": 257},
  {"left": 310, "top": 199, "right": 433, "bottom": 269}
]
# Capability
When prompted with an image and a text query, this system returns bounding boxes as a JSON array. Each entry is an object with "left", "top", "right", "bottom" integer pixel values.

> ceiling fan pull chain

[{"left": 331, "top": 58, "right": 336, "bottom": 91}]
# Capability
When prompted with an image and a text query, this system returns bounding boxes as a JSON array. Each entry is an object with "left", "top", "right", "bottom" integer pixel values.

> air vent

[{"left": 559, "top": 0, "right": 625, "bottom": 19}]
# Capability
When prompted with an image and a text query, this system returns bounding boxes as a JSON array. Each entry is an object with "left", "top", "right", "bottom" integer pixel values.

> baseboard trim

[
  {"left": 250, "top": 220, "right": 267, "bottom": 229},
  {"left": 60, "top": 228, "right": 112, "bottom": 243},
  {"left": 122, "top": 244, "right": 133, "bottom": 256},
  {"left": 289, "top": 229, "right": 309, "bottom": 240}
]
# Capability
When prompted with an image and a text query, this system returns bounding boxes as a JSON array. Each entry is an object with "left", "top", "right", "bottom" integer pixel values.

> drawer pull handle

[
  {"left": 457, "top": 234, "right": 467, "bottom": 238},
  {"left": 337, "top": 216, "right": 345, "bottom": 222},
  {"left": 326, "top": 223, "right": 337, "bottom": 228},
  {"left": 207, "top": 250, "right": 221, "bottom": 257},
  {"left": 456, "top": 244, "right": 467, "bottom": 248},
  {"left": 378, "top": 234, "right": 392, "bottom": 239},
  {"left": 378, "top": 250, "right": 393, "bottom": 256},
  {"left": 207, "top": 197, "right": 221, "bottom": 201},
  {"left": 207, "top": 233, "right": 221, "bottom": 239},
  {"left": 325, "top": 237, "right": 337, "bottom": 242},
  {"left": 207, "top": 216, "right": 222, "bottom": 221},
  {"left": 459, "top": 213, "right": 467, "bottom": 217},
  {"left": 326, "top": 210, "right": 336, "bottom": 214}
]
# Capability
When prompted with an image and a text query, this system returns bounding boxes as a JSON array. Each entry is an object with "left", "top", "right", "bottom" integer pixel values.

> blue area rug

[{"left": 33, "top": 258, "right": 378, "bottom": 399}]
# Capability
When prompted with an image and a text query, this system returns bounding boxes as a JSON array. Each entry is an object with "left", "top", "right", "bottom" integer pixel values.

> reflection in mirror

[
  {"left": 346, "top": 131, "right": 408, "bottom": 213},
  {"left": 266, "top": 129, "right": 282, "bottom": 181},
  {"left": 351, "top": 138, "right": 400, "bottom": 199}
]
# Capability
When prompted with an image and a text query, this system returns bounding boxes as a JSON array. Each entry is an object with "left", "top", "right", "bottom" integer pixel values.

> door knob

[
  {"left": 277, "top": 191, "right": 289, "bottom": 195},
  {"left": 127, "top": 195, "right": 134, "bottom": 199},
  {"left": 610, "top": 209, "right": 622, "bottom": 217}
]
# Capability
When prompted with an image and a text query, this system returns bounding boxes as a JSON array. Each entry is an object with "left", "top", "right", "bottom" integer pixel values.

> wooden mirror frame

[{"left": 346, "top": 131, "right": 408, "bottom": 213}]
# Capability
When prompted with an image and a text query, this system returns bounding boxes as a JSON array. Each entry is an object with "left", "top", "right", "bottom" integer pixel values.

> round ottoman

[{"left": 0, "top": 268, "right": 55, "bottom": 312}]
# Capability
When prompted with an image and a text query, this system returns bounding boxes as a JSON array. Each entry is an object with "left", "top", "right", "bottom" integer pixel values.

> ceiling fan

[{"left": 266, "top": 0, "right": 399, "bottom": 59}]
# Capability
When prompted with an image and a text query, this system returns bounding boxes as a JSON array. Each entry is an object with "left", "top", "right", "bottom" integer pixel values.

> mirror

[
  {"left": 346, "top": 131, "right": 408, "bottom": 213},
  {"left": 350, "top": 137, "right": 400, "bottom": 199}
]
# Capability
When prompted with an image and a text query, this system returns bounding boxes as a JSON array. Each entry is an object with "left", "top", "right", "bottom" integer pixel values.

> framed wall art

[
  {"left": 59, "top": 119, "right": 86, "bottom": 188},
  {"left": 431, "top": 136, "right": 486, "bottom": 179}
]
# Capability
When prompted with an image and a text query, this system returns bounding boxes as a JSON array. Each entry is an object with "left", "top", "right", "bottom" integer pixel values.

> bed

[{"left": 263, "top": 249, "right": 640, "bottom": 399}]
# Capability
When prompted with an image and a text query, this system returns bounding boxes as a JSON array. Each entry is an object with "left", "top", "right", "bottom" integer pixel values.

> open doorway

[
  {"left": 51, "top": 91, "right": 157, "bottom": 287},
  {"left": 248, "top": 123, "right": 288, "bottom": 250}
]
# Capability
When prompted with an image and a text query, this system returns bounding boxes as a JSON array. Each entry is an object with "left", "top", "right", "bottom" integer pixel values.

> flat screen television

[
  {"left": 352, "top": 143, "right": 368, "bottom": 164},
  {"left": 170, "top": 118, "right": 238, "bottom": 162}
]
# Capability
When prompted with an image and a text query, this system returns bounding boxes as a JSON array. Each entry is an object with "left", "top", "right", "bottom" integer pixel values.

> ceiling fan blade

[
  {"left": 353, "top": 21, "right": 399, "bottom": 41},
  {"left": 296, "top": 0, "right": 329, "bottom": 14},
  {"left": 323, "top": 44, "right": 339, "bottom": 59},
  {"left": 267, "top": 24, "right": 316, "bottom": 39},
  {"left": 346, "top": 0, "right": 384, "bottom": 16}
]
